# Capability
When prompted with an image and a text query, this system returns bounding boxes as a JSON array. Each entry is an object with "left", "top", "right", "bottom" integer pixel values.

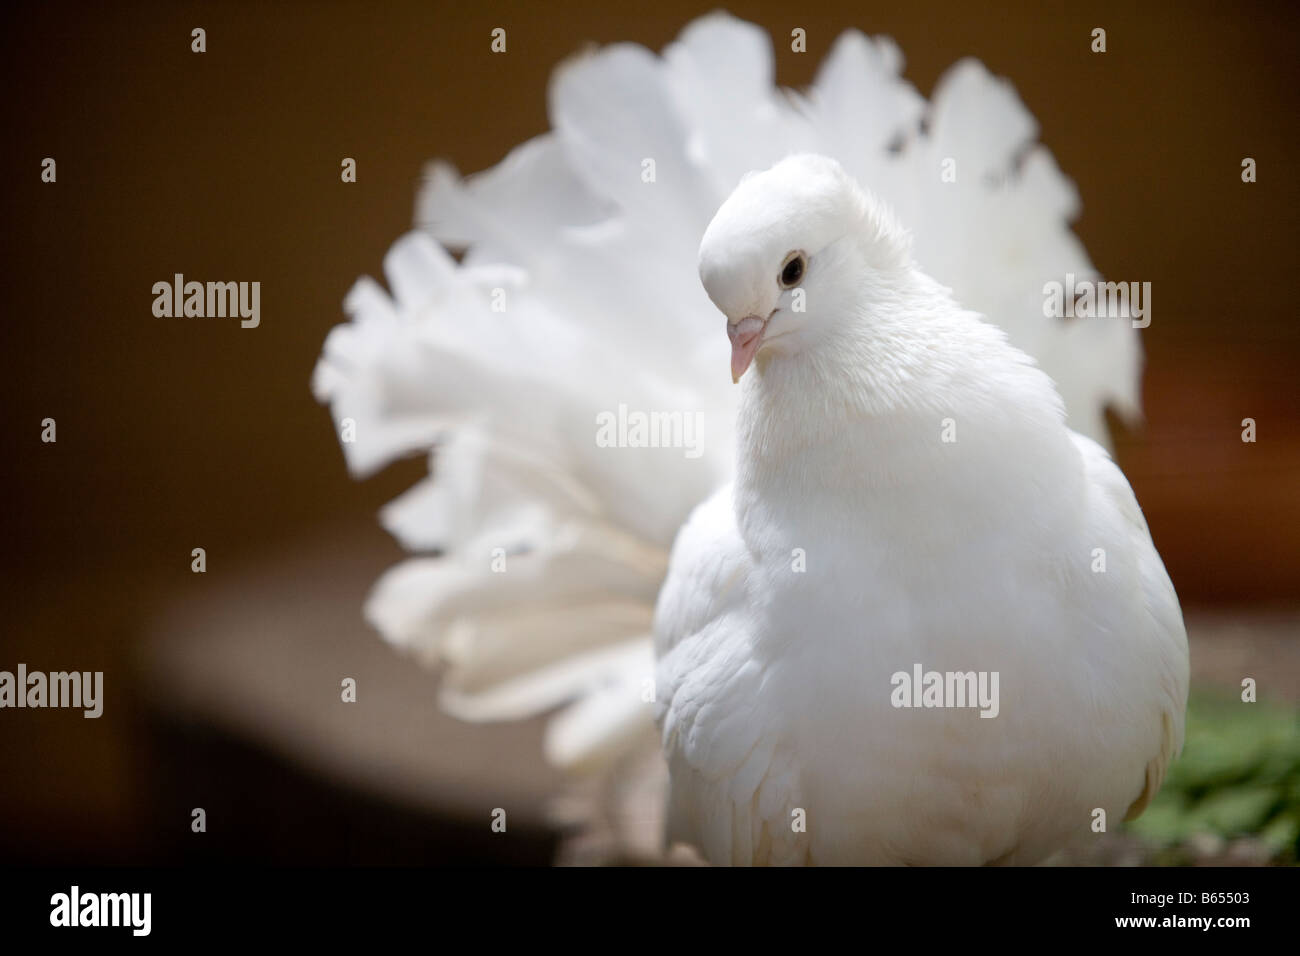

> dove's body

[{"left": 654, "top": 156, "right": 1188, "bottom": 865}]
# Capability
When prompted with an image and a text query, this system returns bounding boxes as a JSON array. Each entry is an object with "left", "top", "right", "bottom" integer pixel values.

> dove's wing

[
  {"left": 1070, "top": 432, "right": 1189, "bottom": 820},
  {"left": 653, "top": 485, "right": 751, "bottom": 658},
  {"left": 652, "top": 486, "right": 807, "bottom": 865}
]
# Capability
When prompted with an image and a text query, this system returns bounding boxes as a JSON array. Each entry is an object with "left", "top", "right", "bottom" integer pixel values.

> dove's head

[{"left": 699, "top": 154, "right": 911, "bottom": 382}]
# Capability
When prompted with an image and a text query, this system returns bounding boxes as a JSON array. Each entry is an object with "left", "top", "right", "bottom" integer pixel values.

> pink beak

[{"left": 728, "top": 315, "right": 767, "bottom": 383}]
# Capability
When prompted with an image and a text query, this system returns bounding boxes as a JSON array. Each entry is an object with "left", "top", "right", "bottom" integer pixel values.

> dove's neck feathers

[{"left": 733, "top": 255, "right": 1076, "bottom": 543}]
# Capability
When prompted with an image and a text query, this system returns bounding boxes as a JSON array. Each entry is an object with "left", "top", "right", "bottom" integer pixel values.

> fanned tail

[{"left": 314, "top": 13, "right": 1143, "bottom": 773}]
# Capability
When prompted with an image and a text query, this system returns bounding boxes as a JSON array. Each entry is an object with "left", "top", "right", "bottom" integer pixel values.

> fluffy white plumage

[
  {"left": 312, "top": 13, "right": 1163, "bottom": 835},
  {"left": 655, "top": 154, "right": 1187, "bottom": 865}
]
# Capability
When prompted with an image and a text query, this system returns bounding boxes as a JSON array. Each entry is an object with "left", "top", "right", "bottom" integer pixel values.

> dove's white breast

[{"left": 653, "top": 313, "right": 1187, "bottom": 866}]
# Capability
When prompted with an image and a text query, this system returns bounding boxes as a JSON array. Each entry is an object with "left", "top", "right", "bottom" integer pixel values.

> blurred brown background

[{"left": 0, "top": 0, "right": 1296, "bottom": 864}]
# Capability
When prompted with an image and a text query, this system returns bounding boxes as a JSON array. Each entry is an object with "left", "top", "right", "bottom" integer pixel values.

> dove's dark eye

[{"left": 779, "top": 251, "right": 806, "bottom": 289}]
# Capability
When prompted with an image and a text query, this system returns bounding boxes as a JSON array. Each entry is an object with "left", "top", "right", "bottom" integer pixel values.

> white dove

[
  {"left": 314, "top": 15, "right": 1165, "bottom": 858},
  {"left": 652, "top": 154, "right": 1189, "bottom": 866}
]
